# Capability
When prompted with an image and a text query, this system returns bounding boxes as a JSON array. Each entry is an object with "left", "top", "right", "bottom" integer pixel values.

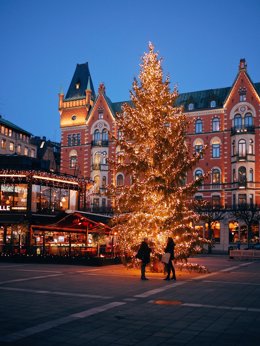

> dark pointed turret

[{"left": 65, "top": 62, "right": 95, "bottom": 100}]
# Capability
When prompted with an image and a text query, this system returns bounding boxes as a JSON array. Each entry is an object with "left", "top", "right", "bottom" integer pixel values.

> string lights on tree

[{"left": 109, "top": 43, "right": 209, "bottom": 261}]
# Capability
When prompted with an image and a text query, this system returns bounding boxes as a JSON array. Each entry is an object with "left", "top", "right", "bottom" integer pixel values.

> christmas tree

[{"left": 110, "top": 43, "right": 208, "bottom": 261}]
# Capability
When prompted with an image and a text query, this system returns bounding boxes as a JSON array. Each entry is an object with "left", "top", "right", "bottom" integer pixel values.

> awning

[{"left": 31, "top": 212, "right": 111, "bottom": 234}]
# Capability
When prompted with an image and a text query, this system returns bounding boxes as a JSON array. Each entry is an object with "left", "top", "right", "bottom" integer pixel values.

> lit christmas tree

[{"left": 110, "top": 43, "right": 208, "bottom": 262}]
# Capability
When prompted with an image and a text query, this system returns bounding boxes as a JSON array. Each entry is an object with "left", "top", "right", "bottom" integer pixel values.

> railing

[
  {"left": 229, "top": 249, "right": 260, "bottom": 259},
  {"left": 91, "top": 164, "right": 108, "bottom": 171},
  {"left": 91, "top": 140, "right": 109, "bottom": 147},
  {"left": 231, "top": 126, "right": 255, "bottom": 135}
]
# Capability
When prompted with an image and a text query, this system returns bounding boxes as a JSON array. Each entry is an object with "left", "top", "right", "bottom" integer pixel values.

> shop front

[
  {"left": 0, "top": 170, "right": 89, "bottom": 255},
  {"left": 30, "top": 212, "right": 112, "bottom": 257}
]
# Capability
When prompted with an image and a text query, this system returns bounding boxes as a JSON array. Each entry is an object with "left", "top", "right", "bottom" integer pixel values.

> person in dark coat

[
  {"left": 136, "top": 237, "right": 151, "bottom": 280},
  {"left": 163, "top": 237, "right": 176, "bottom": 281}
]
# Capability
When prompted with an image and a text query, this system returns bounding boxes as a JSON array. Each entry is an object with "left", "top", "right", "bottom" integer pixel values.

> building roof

[
  {"left": 65, "top": 62, "right": 95, "bottom": 100},
  {"left": 0, "top": 115, "right": 32, "bottom": 135}
]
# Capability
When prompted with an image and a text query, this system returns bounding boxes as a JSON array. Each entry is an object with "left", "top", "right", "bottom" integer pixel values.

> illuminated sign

[{"left": 0, "top": 205, "right": 10, "bottom": 211}]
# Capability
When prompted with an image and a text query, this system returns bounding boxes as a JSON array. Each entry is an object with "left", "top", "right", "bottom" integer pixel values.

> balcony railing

[
  {"left": 91, "top": 140, "right": 109, "bottom": 147},
  {"left": 231, "top": 125, "right": 255, "bottom": 135}
]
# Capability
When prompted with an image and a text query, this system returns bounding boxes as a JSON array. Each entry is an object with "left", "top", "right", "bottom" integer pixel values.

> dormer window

[
  {"left": 188, "top": 103, "right": 194, "bottom": 111},
  {"left": 239, "top": 87, "right": 247, "bottom": 102},
  {"left": 75, "top": 82, "right": 80, "bottom": 90},
  {"left": 210, "top": 100, "right": 216, "bottom": 108}
]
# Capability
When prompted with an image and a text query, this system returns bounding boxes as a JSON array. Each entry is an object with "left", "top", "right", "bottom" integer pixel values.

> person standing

[
  {"left": 163, "top": 237, "right": 176, "bottom": 281},
  {"left": 136, "top": 237, "right": 151, "bottom": 280}
]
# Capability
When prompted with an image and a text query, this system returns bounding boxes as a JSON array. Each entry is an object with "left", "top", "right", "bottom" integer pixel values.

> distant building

[
  {"left": 30, "top": 136, "right": 60, "bottom": 173},
  {"left": 0, "top": 115, "right": 36, "bottom": 158},
  {"left": 59, "top": 59, "right": 260, "bottom": 251}
]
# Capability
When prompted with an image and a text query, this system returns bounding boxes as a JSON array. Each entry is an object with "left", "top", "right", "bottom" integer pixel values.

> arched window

[
  {"left": 210, "top": 100, "right": 216, "bottom": 108},
  {"left": 212, "top": 168, "right": 221, "bottom": 185},
  {"left": 212, "top": 117, "right": 220, "bottom": 132},
  {"left": 194, "top": 138, "right": 204, "bottom": 157},
  {"left": 234, "top": 114, "right": 242, "bottom": 129},
  {"left": 188, "top": 103, "right": 194, "bottom": 111},
  {"left": 195, "top": 119, "right": 202, "bottom": 134},
  {"left": 238, "top": 139, "right": 246, "bottom": 158},
  {"left": 244, "top": 113, "right": 253, "bottom": 128},
  {"left": 238, "top": 166, "right": 246, "bottom": 185},
  {"left": 195, "top": 169, "right": 203, "bottom": 180},
  {"left": 116, "top": 174, "right": 124, "bottom": 186},
  {"left": 102, "top": 176, "right": 107, "bottom": 186},
  {"left": 94, "top": 130, "right": 100, "bottom": 143},
  {"left": 94, "top": 175, "right": 100, "bottom": 193},
  {"left": 102, "top": 129, "right": 108, "bottom": 142},
  {"left": 101, "top": 151, "right": 107, "bottom": 164}
]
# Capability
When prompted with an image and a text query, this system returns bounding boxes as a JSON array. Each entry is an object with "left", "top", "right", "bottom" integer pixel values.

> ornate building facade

[{"left": 59, "top": 59, "right": 260, "bottom": 251}]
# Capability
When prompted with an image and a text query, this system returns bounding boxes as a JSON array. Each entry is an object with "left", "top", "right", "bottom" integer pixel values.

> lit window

[
  {"left": 1, "top": 139, "right": 6, "bottom": 149},
  {"left": 9, "top": 142, "right": 14, "bottom": 151},
  {"left": 98, "top": 111, "right": 104, "bottom": 119},
  {"left": 24, "top": 147, "right": 28, "bottom": 156},
  {"left": 195, "top": 169, "right": 203, "bottom": 180},
  {"left": 212, "top": 168, "right": 221, "bottom": 184},
  {"left": 238, "top": 139, "right": 246, "bottom": 158},
  {"left": 248, "top": 139, "right": 254, "bottom": 155},
  {"left": 212, "top": 195, "right": 220, "bottom": 207},
  {"left": 17, "top": 144, "right": 21, "bottom": 154},
  {"left": 70, "top": 156, "right": 77, "bottom": 168}
]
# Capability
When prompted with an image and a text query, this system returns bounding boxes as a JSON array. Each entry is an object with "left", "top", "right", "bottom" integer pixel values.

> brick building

[{"left": 59, "top": 59, "right": 260, "bottom": 251}]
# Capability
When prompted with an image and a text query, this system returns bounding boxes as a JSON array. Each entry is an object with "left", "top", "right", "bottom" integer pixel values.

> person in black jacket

[
  {"left": 136, "top": 237, "right": 151, "bottom": 280},
  {"left": 163, "top": 237, "right": 176, "bottom": 281}
]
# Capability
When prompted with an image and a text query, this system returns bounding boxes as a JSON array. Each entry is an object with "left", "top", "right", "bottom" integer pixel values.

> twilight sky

[{"left": 0, "top": 0, "right": 260, "bottom": 141}]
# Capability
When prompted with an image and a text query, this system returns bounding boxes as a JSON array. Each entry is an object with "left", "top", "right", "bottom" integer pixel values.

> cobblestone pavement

[{"left": 0, "top": 256, "right": 259, "bottom": 345}]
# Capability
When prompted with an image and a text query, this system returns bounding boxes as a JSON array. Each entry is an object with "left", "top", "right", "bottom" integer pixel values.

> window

[
  {"left": 195, "top": 119, "right": 202, "bottom": 134},
  {"left": 1, "top": 139, "right": 6, "bottom": 149},
  {"left": 102, "top": 129, "right": 108, "bottom": 142},
  {"left": 195, "top": 169, "right": 203, "bottom": 180},
  {"left": 9, "top": 142, "right": 14, "bottom": 151},
  {"left": 116, "top": 174, "right": 124, "bottom": 186},
  {"left": 212, "top": 168, "right": 221, "bottom": 185},
  {"left": 239, "top": 94, "right": 246, "bottom": 102},
  {"left": 71, "top": 115, "right": 77, "bottom": 121},
  {"left": 210, "top": 100, "right": 216, "bottom": 108},
  {"left": 248, "top": 139, "right": 254, "bottom": 154},
  {"left": 238, "top": 166, "right": 246, "bottom": 186},
  {"left": 70, "top": 156, "right": 77, "bottom": 168},
  {"left": 94, "top": 176, "right": 100, "bottom": 193},
  {"left": 212, "top": 143, "right": 220, "bottom": 158},
  {"left": 249, "top": 168, "right": 253, "bottom": 182},
  {"left": 233, "top": 168, "right": 236, "bottom": 182},
  {"left": 94, "top": 130, "right": 100, "bottom": 143},
  {"left": 244, "top": 113, "right": 253, "bottom": 128},
  {"left": 238, "top": 139, "right": 246, "bottom": 158},
  {"left": 188, "top": 103, "right": 194, "bottom": 111},
  {"left": 8, "top": 129, "right": 12, "bottom": 137},
  {"left": 68, "top": 135, "right": 72, "bottom": 146},
  {"left": 24, "top": 147, "right": 28, "bottom": 156},
  {"left": 211, "top": 138, "right": 220, "bottom": 158},
  {"left": 31, "top": 149, "right": 35, "bottom": 158},
  {"left": 238, "top": 194, "right": 247, "bottom": 206},
  {"left": 98, "top": 111, "right": 104, "bottom": 119},
  {"left": 117, "top": 130, "right": 123, "bottom": 140},
  {"left": 234, "top": 114, "right": 242, "bottom": 129},
  {"left": 212, "top": 195, "right": 220, "bottom": 207},
  {"left": 102, "top": 176, "right": 106, "bottom": 186},
  {"left": 194, "top": 138, "right": 203, "bottom": 157},
  {"left": 17, "top": 144, "right": 21, "bottom": 154},
  {"left": 212, "top": 117, "right": 220, "bottom": 132}
]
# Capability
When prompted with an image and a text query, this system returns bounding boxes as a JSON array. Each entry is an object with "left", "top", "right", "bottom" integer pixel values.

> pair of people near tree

[{"left": 136, "top": 236, "right": 176, "bottom": 281}]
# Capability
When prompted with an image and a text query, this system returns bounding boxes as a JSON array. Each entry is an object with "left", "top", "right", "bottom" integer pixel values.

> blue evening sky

[{"left": 0, "top": 0, "right": 260, "bottom": 141}]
